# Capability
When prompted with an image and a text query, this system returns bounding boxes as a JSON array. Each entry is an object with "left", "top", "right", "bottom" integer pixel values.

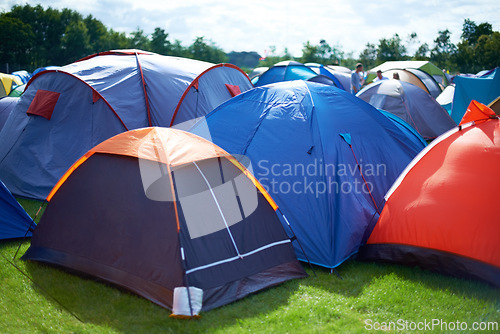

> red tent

[{"left": 359, "top": 101, "right": 500, "bottom": 286}]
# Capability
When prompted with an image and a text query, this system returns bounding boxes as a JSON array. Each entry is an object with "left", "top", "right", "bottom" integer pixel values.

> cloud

[{"left": 1, "top": 0, "right": 499, "bottom": 58}]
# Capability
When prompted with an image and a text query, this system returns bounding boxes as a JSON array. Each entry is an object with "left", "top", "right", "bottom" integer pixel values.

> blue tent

[
  {"left": 451, "top": 68, "right": 500, "bottom": 123},
  {"left": 357, "top": 80, "right": 456, "bottom": 140},
  {"left": 305, "top": 63, "right": 346, "bottom": 90},
  {"left": 190, "top": 80, "right": 425, "bottom": 268},
  {"left": 0, "top": 50, "right": 252, "bottom": 200},
  {"left": 0, "top": 97, "right": 19, "bottom": 131},
  {"left": 254, "top": 61, "right": 325, "bottom": 87},
  {"left": 11, "top": 70, "right": 31, "bottom": 84},
  {"left": 0, "top": 179, "right": 34, "bottom": 240}
]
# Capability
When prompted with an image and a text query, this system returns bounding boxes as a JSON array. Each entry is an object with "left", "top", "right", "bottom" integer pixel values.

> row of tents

[{"left": 1, "top": 51, "right": 499, "bottom": 317}]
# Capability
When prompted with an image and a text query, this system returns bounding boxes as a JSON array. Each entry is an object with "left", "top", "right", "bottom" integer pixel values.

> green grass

[{"left": 1, "top": 199, "right": 498, "bottom": 333}]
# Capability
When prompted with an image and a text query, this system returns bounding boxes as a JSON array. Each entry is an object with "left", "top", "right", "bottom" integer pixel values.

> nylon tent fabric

[
  {"left": 0, "top": 179, "right": 35, "bottom": 240},
  {"left": 0, "top": 50, "right": 252, "bottom": 200},
  {"left": 367, "top": 61, "right": 449, "bottom": 88},
  {"left": 359, "top": 102, "right": 500, "bottom": 287},
  {"left": 379, "top": 69, "right": 442, "bottom": 98},
  {"left": 0, "top": 73, "right": 23, "bottom": 98},
  {"left": 436, "top": 83, "right": 455, "bottom": 115},
  {"left": 253, "top": 60, "right": 319, "bottom": 86},
  {"left": 11, "top": 70, "right": 31, "bottom": 84},
  {"left": 357, "top": 79, "right": 456, "bottom": 140},
  {"left": 0, "top": 97, "right": 19, "bottom": 131},
  {"left": 305, "top": 63, "right": 346, "bottom": 90},
  {"left": 190, "top": 80, "right": 426, "bottom": 269},
  {"left": 22, "top": 127, "right": 306, "bottom": 314},
  {"left": 451, "top": 67, "right": 500, "bottom": 124}
]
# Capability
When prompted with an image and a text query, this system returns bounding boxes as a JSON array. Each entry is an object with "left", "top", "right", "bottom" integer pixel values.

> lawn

[{"left": 1, "top": 199, "right": 498, "bottom": 333}]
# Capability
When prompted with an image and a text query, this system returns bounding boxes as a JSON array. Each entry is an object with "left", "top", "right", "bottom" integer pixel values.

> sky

[{"left": 1, "top": 0, "right": 499, "bottom": 58}]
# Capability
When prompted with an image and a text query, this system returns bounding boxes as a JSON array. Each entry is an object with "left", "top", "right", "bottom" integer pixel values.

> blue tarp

[
  {"left": 0, "top": 179, "right": 34, "bottom": 240},
  {"left": 191, "top": 80, "right": 425, "bottom": 268},
  {"left": 451, "top": 68, "right": 500, "bottom": 124}
]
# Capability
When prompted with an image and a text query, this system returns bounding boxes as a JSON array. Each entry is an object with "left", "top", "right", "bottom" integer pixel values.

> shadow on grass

[
  {"left": 23, "top": 258, "right": 304, "bottom": 334},
  {"left": 14, "top": 248, "right": 499, "bottom": 333},
  {"left": 303, "top": 258, "right": 499, "bottom": 303}
]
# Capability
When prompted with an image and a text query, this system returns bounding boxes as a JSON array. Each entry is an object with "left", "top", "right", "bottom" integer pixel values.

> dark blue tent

[
  {"left": 254, "top": 61, "right": 326, "bottom": 87},
  {"left": 190, "top": 81, "right": 425, "bottom": 268},
  {"left": 1, "top": 179, "right": 34, "bottom": 240},
  {"left": 306, "top": 63, "right": 346, "bottom": 91}
]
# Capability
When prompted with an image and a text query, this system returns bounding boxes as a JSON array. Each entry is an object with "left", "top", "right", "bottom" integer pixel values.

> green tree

[
  {"left": 187, "top": 36, "right": 227, "bottom": 63},
  {"left": 377, "top": 34, "right": 407, "bottom": 61},
  {"left": 61, "top": 20, "right": 90, "bottom": 62},
  {"left": 129, "top": 28, "right": 150, "bottom": 50},
  {"left": 430, "top": 29, "right": 457, "bottom": 70},
  {"left": 359, "top": 43, "right": 377, "bottom": 69},
  {"left": 150, "top": 28, "right": 171, "bottom": 55},
  {"left": 84, "top": 15, "right": 110, "bottom": 54},
  {"left": 413, "top": 43, "right": 430, "bottom": 60},
  {"left": 0, "top": 16, "right": 34, "bottom": 71},
  {"left": 300, "top": 41, "right": 320, "bottom": 63}
]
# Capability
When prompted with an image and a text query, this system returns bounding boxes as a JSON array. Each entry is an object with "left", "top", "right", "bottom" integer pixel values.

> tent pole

[
  {"left": 13, "top": 201, "right": 46, "bottom": 261},
  {"left": 278, "top": 209, "right": 316, "bottom": 277}
]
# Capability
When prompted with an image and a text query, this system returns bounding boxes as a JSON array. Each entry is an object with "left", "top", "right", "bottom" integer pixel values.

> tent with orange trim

[
  {"left": 0, "top": 49, "right": 252, "bottom": 200},
  {"left": 359, "top": 101, "right": 500, "bottom": 286},
  {"left": 22, "top": 127, "right": 306, "bottom": 315}
]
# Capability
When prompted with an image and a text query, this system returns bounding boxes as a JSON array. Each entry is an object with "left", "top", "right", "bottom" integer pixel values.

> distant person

[
  {"left": 351, "top": 63, "right": 364, "bottom": 94},
  {"left": 393, "top": 72, "right": 400, "bottom": 80},
  {"left": 373, "top": 70, "right": 388, "bottom": 82}
]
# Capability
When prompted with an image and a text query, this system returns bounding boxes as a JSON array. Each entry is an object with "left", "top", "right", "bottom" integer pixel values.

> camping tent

[
  {"left": 368, "top": 61, "right": 449, "bottom": 88},
  {"left": 0, "top": 179, "right": 34, "bottom": 240},
  {"left": 190, "top": 80, "right": 426, "bottom": 268},
  {"left": 0, "top": 97, "right": 19, "bottom": 131},
  {"left": 0, "top": 73, "right": 23, "bottom": 98},
  {"left": 436, "top": 83, "right": 455, "bottom": 115},
  {"left": 359, "top": 101, "right": 500, "bottom": 287},
  {"left": 305, "top": 63, "right": 348, "bottom": 91},
  {"left": 0, "top": 49, "right": 252, "bottom": 200},
  {"left": 357, "top": 79, "right": 456, "bottom": 140},
  {"left": 8, "top": 83, "right": 26, "bottom": 97},
  {"left": 379, "top": 68, "right": 442, "bottom": 98},
  {"left": 11, "top": 70, "right": 31, "bottom": 84},
  {"left": 451, "top": 67, "right": 500, "bottom": 124},
  {"left": 253, "top": 61, "right": 332, "bottom": 87},
  {"left": 22, "top": 127, "right": 306, "bottom": 315}
]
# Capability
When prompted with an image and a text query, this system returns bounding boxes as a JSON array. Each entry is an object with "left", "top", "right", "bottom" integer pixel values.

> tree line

[{"left": 1, "top": 4, "right": 498, "bottom": 74}]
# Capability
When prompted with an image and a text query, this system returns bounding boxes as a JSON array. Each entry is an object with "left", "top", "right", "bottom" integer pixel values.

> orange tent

[{"left": 359, "top": 101, "right": 500, "bottom": 286}]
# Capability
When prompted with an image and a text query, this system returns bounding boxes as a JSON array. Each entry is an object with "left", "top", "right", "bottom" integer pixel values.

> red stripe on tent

[
  {"left": 169, "top": 63, "right": 253, "bottom": 127},
  {"left": 75, "top": 49, "right": 155, "bottom": 62},
  {"left": 135, "top": 52, "right": 153, "bottom": 127}
]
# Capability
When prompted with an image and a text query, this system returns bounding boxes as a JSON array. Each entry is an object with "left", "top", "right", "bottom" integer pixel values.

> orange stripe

[
  {"left": 227, "top": 157, "right": 278, "bottom": 211},
  {"left": 46, "top": 152, "right": 94, "bottom": 202}
]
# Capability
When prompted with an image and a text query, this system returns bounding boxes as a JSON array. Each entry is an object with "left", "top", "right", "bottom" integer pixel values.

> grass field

[{"left": 1, "top": 199, "right": 498, "bottom": 333}]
